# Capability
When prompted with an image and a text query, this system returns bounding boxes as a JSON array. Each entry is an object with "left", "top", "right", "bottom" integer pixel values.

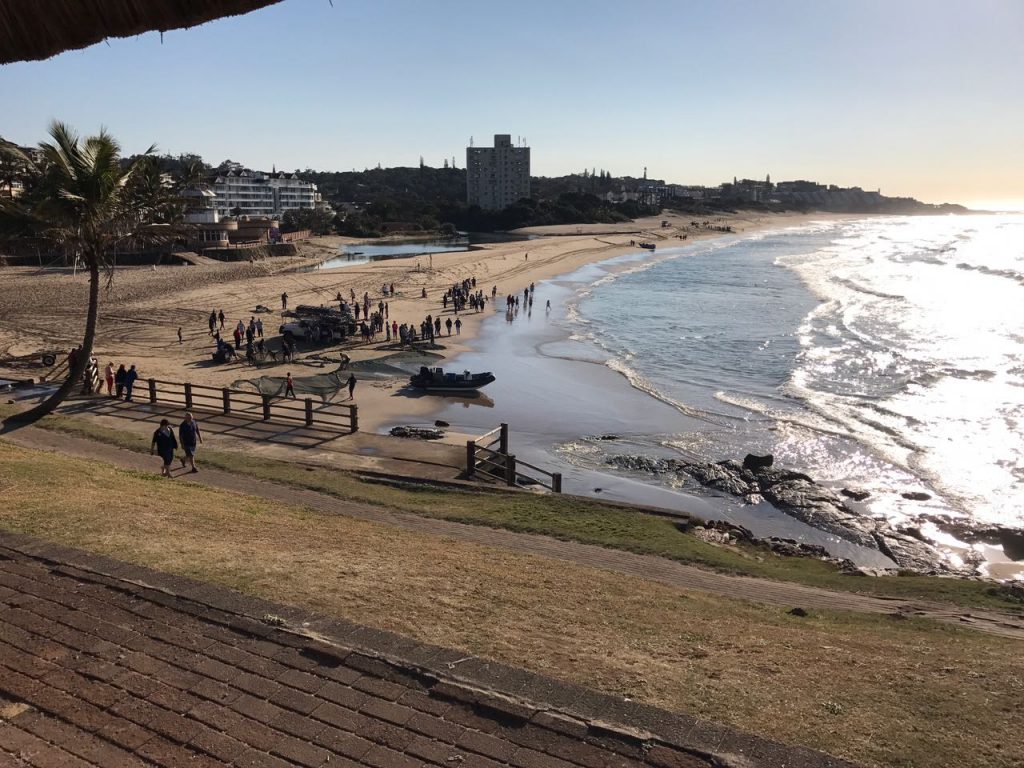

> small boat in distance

[
  {"left": 638, "top": 242, "right": 656, "bottom": 250},
  {"left": 410, "top": 366, "right": 495, "bottom": 392}
]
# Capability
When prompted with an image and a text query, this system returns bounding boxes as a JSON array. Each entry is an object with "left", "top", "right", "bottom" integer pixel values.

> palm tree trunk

[{"left": 7, "top": 257, "right": 100, "bottom": 425}]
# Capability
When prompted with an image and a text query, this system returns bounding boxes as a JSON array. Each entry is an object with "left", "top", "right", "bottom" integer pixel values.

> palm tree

[{"left": 0, "top": 121, "right": 174, "bottom": 424}]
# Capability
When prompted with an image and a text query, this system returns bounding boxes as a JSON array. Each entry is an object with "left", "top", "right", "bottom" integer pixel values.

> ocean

[{"left": 424, "top": 214, "right": 1024, "bottom": 574}]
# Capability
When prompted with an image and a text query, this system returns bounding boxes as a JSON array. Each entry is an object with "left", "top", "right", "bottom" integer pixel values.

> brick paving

[{"left": 0, "top": 534, "right": 855, "bottom": 767}]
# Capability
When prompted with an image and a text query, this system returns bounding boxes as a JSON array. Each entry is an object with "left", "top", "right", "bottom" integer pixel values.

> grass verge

[
  {"left": 0, "top": 441, "right": 1021, "bottom": 768},
  {"left": 3, "top": 403, "right": 1021, "bottom": 612}
]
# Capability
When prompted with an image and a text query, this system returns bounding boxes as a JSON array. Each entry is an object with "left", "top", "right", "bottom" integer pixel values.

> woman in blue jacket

[{"left": 150, "top": 419, "right": 178, "bottom": 477}]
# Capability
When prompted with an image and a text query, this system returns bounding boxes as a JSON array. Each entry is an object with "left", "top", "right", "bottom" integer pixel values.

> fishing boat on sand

[
  {"left": 637, "top": 242, "right": 656, "bottom": 250},
  {"left": 410, "top": 366, "right": 495, "bottom": 392}
]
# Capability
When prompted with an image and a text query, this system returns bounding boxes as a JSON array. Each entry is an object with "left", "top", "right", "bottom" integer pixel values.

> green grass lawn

[
  {"left": 1, "top": 440, "right": 1022, "bottom": 768},
  {"left": 4, "top": 403, "right": 1021, "bottom": 612}
]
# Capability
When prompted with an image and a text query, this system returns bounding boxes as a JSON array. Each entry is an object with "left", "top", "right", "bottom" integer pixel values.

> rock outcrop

[{"left": 606, "top": 454, "right": 954, "bottom": 573}]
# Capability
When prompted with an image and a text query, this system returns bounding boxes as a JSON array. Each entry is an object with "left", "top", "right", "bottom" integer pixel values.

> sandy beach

[{"left": 0, "top": 211, "right": 832, "bottom": 433}]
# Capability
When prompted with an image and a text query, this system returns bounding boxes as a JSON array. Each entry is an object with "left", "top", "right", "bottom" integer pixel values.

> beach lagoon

[{"left": 317, "top": 232, "right": 537, "bottom": 270}]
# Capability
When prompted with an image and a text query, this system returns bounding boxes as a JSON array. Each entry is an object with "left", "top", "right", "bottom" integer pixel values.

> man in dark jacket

[
  {"left": 178, "top": 412, "right": 203, "bottom": 473},
  {"left": 124, "top": 365, "right": 139, "bottom": 401}
]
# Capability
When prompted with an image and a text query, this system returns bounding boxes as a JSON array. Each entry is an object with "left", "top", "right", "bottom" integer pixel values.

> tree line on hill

[{"left": 299, "top": 166, "right": 660, "bottom": 236}]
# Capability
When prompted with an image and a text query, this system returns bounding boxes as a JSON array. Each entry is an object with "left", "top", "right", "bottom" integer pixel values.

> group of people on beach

[
  {"left": 92, "top": 358, "right": 140, "bottom": 400},
  {"left": 505, "top": 282, "right": 536, "bottom": 313},
  {"left": 67, "top": 346, "right": 140, "bottom": 399},
  {"left": 442, "top": 277, "right": 487, "bottom": 314},
  {"left": 205, "top": 310, "right": 286, "bottom": 367}
]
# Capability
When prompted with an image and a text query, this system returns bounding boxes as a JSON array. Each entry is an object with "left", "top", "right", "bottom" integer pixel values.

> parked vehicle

[
  {"left": 279, "top": 320, "right": 348, "bottom": 343},
  {"left": 279, "top": 304, "right": 356, "bottom": 343}
]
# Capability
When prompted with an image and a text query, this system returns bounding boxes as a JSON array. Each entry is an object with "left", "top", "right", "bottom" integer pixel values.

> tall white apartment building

[
  {"left": 466, "top": 134, "right": 530, "bottom": 210},
  {"left": 212, "top": 169, "right": 321, "bottom": 217}
]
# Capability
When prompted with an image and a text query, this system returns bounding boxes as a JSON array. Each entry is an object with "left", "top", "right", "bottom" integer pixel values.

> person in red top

[{"left": 284, "top": 372, "right": 296, "bottom": 399}]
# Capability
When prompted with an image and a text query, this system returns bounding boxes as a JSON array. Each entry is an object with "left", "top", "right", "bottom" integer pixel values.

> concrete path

[{"left": 5, "top": 425, "right": 1024, "bottom": 641}]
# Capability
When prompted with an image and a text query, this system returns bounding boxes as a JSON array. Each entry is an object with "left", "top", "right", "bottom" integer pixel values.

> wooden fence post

[
  {"left": 350, "top": 404, "right": 359, "bottom": 433},
  {"left": 184, "top": 383, "right": 193, "bottom": 410},
  {"left": 304, "top": 398, "right": 314, "bottom": 426},
  {"left": 262, "top": 395, "right": 271, "bottom": 420},
  {"left": 499, "top": 423, "right": 509, "bottom": 454},
  {"left": 505, "top": 454, "right": 517, "bottom": 487},
  {"left": 222, "top": 388, "right": 231, "bottom": 415},
  {"left": 148, "top": 379, "right": 157, "bottom": 404},
  {"left": 466, "top": 441, "right": 476, "bottom": 478},
  {"left": 551, "top": 473, "right": 562, "bottom": 493}
]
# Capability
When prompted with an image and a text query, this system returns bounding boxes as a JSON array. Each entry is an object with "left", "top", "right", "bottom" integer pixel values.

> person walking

[
  {"left": 104, "top": 362, "right": 115, "bottom": 396},
  {"left": 454, "top": 318, "right": 462, "bottom": 335},
  {"left": 445, "top": 317, "right": 453, "bottom": 335},
  {"left": 255, "top": 318, "right": 263, "bottom": 338},
  {"left": 150, "top": 419, "right": 178, "bottom": 478},
  {"left": 346, "top": 373, "right": 357, "bottom": 400},
  {"left": 218, "top": 309, "right": 225, "bottom": 329},
  {"left": 281, "top": 292, "right": 288, "bottom": 310},
  {"left": 285, "top": 372, "right": 296, "bottom": 399},
  {"left": 208, "top": 311, "right": 216, "bottom": 335},
  {"left": 177, "top": 327, "right": 183, "bottom": 344},
  {"left": 178, "top": 412, "right": 203, "bottom": 473},
  {"left": 124, "top": 364, "right": 138, "bottom": 402}
]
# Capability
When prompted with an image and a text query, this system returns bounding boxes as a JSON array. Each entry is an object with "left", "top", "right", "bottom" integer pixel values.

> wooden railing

[
  {"left": 43, "top": 357, "right": 69, "bottom": 383},
  {"left": 145, "top": 378, "right": 358, "bottom": 434},
  {"left": 83, "top": 360, "right": 101, "bottom": 394},
  {"left": 465, "top": 423, "right": 562, "bottom": 493}
]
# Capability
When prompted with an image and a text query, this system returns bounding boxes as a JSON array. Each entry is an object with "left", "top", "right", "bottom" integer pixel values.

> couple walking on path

[{"left": 150, "top": 412, "right": 203, "bottom": 477}]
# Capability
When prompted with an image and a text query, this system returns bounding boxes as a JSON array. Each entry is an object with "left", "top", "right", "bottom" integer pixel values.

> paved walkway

[
  {"left": 5, "top": 425, "right": 1024, "bottom": 641},
  {"left": 0, "top": 536, "right": 853, "bottom": 768}
]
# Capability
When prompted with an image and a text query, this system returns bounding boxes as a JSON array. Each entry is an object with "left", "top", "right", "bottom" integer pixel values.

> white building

[
  {"left": 212, "top": 169, "right": 321, "bottom": 217},
  {"left": 181, "top": 187, "right": 237, "bottom": 249},
  {"left": 466, "top": 134, "right": 530, "bottom": 210}
]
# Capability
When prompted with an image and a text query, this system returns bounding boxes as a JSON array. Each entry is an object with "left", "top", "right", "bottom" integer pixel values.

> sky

[{"left": 1, "top": 0, "right": 1022, "bottom": 209}]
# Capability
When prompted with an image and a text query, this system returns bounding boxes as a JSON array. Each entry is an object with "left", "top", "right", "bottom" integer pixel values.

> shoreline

[{"left": 377, "top": 221, "right": 909, "bottom": 568}]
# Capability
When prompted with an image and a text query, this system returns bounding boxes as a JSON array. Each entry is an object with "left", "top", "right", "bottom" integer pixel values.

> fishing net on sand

[
  {"left": 230, "top": 366, "right": 349, "bottom": 403},
  {"left": 230, "top": 351, "right": 443, "bottom": 402}
]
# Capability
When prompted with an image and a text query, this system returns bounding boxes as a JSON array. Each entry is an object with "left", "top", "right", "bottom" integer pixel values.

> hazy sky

[{"left": 2, "top": 0, "right": 1022, "bottom": 208}]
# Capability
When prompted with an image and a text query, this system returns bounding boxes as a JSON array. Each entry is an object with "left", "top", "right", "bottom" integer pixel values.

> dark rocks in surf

[
  {"left": 390, "top": 426, "right": 445, "bottom": 440},
  {"left": 604, "top": 453, "right": 952, "bottom": 573},
  {"left": 743, "top": 453, "right": 774, "bottom": 471},
  {"left": 933, "top": 520, "right": 1024, "bottom": 562},
  {"left": 677, "top": 519, "right": 836, "bottom": 561},
  {"left": 841, "top": 488, "right": 871, "bottom": 501},
  {"left": 901, "top": 491, "right": 932, "bottom": 501}
]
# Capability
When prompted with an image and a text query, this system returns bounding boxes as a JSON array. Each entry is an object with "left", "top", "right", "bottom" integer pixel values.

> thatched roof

[{"left": 0, "top": 0, "right": 284, "bottom": 64}]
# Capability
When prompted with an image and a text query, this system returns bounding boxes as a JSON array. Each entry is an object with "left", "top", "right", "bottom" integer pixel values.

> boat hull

[{"left": 409, "top": 368, "right": 495, "bottom": 392}]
